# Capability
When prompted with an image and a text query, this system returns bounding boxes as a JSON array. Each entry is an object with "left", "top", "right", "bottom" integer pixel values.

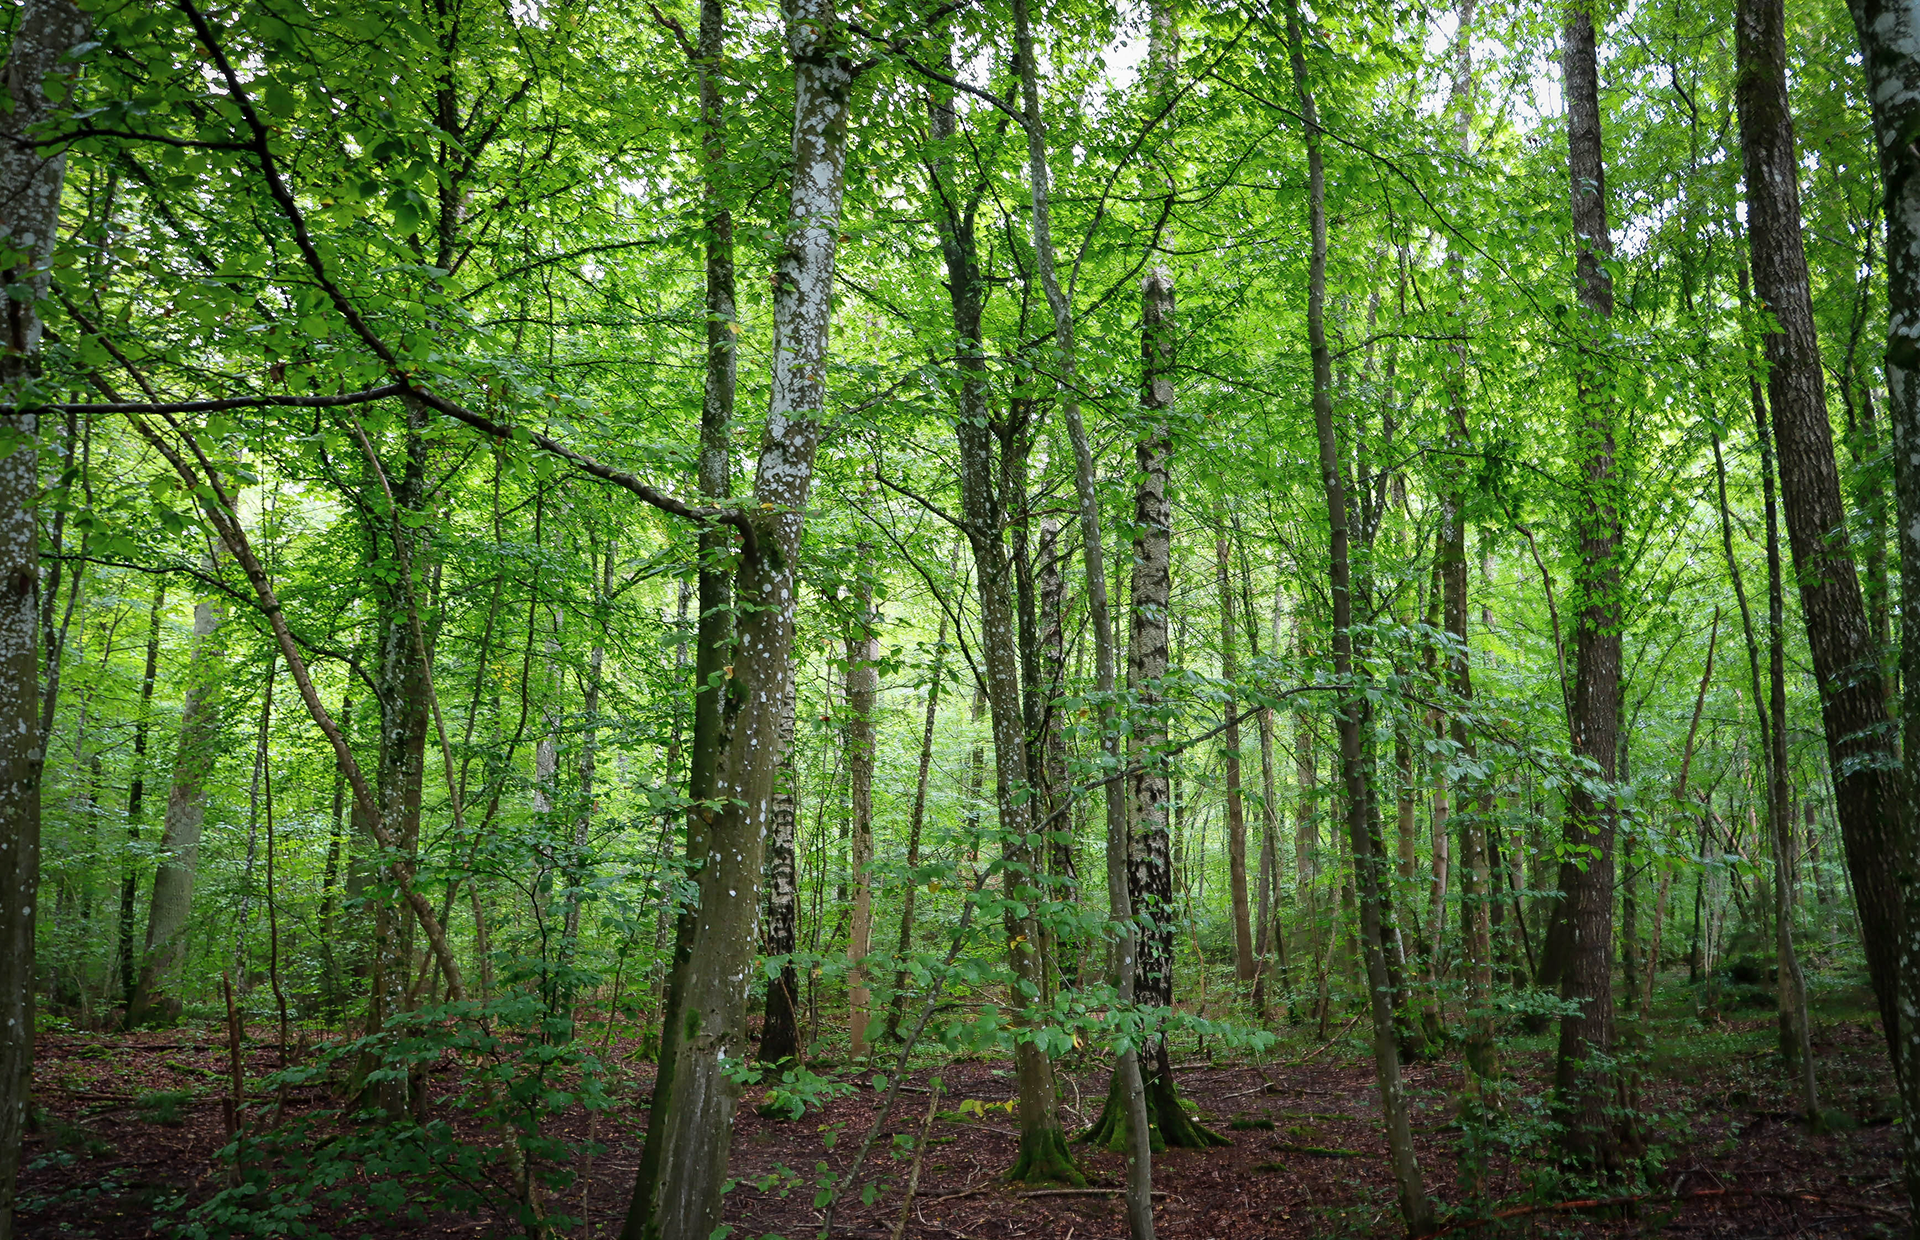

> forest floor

[{"left": 16, "top": 979, "right": 1909, "bottom": 1239}]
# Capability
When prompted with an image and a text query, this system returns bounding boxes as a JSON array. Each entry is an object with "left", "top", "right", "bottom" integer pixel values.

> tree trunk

[
  {"left": 1753, "top": 381, "right": 1818, "bottom": 1112},
  {"left": 1217, "top": 530, "right": 1256, "bottom": 987},
  {"left": 365, "top": 411, "right": 433, "bottom": 1119},
  {"left": 1288, "top": 9, "right": 1433, "bottom": 1231},
  {"left": 127, "top": 595, "right": 225, "bottom": 1026},
  {"left": 1551, "top": 1, "right": 1630, "bottom": 1172},
  {"left": 621, "top": 0, "right": 845, "bottom": 1230},
  {"left": 1736, "top": 0, "right": 1905, "bottom": 1087},
  {"left": 887, "top": 618, "right": 946, "bottom": 1042},
  {"left": 758, "top": 668, "right": 802, "bottom": 1064},
  {"left": 1844, "top": 0, "right": 1920, "bottom": 1186},
  {"left": 1007, "top": 0, "right": 1139, "bottom": 1197},
  {"left": 0, "top": 6, "right": 83, "bottom": 1230},
  {"left": 1442, "top": 0, "right": 1495, "bottom": 1124},
  {"left": 117, "top": 581, "right": 165, "bottom": 1009},
  {"left": 844, "top": 573, "right": 878, "bottom": 1058},
  {"left": 932, "top": 38, "right": 1078, "bottom": 1181},
  {"left": 1252, "top": 576, "right": 1287, "bottom": 1013}
]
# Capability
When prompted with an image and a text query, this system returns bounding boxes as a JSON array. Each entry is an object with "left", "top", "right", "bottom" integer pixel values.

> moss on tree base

[
  {"left": 1008, "top": 1123, "right": 1086, "bottom": 1185},
  {"left": 1079, "top": 1045, "right": 1229, "bottom": 1151}
]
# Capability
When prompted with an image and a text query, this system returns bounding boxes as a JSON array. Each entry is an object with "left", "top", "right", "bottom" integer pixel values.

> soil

[{"left": 17, "top": 1000, "right": 1907, "bottom": 1239}]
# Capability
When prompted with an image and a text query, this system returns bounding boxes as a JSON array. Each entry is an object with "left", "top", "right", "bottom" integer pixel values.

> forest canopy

[{"left": 2, "top": 0, "right": 1918, "bottom": 1236}]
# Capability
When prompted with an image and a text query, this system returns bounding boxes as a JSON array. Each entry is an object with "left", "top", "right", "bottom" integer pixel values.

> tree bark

[
  {"left": 1288, "top": 9, "right": 1433, "bottom": 1231},
  {"left": 1217, "top": 530, "right": 1256, "bottom": 987},
  {"left": 887, "top": 618, "right": 946, "bottom": 1042},
  {"left": 1555, "top": 2, "right": 1629, "bottom": 1170},
  {"left": 758, "top": 668, "right": 802, "bottom": 1065},
  {"left": 621, "top": 0, "right": 845, "bottom": 1229},
  {"left": 0, "top": 6, "right": 83, "bottom": 1231},
  {"left": 1736, "top": 0, "right": 1904, "bottom": 1087},
  {"left": 1007, "top": 0, "right": 1137, "bottom": 1194},
  {"left": 127, "top": 594, "right": 225, "bottom": 1026},
  {"left": 929, "top": 37, "right": 1078, "bottom": 1181},
  {"left": 1843, "top": 0, "right": 1920, "bottom": 1183},
  {"left": 845, "top": 571, "right": 878, "bottom": 1058},
  {"left": 117, "top": 580, "right": 165, "bottom": 1010}
]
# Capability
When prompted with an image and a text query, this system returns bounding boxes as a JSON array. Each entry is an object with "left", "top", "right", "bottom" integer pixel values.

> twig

[
  {"left": 1019, "top": 1188, "right": 1173, "bottom": 1200},
  {"left": 891, "top": 1083, "right": 943, "bottom": 1240}
]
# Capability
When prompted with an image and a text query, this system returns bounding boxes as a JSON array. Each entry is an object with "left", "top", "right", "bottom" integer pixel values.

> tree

[
  {"left": 0, "top": 6, "right": 84, "bottom": 1234},
  {"left": 1554, "top": 0, "right": 1630, "bottom": 1171}
]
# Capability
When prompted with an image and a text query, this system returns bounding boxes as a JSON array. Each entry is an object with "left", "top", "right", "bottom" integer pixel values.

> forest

[{"left": 2, "top": 0, "right": 1918, "bottom": 1235}]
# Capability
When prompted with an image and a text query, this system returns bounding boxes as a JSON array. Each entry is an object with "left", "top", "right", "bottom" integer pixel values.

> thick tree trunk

[
  {"left": 1844, "top": 0, "right": 1920, "bottom": 1186},
  {"left": 127, "top": 595, "right": 225, "bottom": 1027},
  {"left": 117, "top": 581, "right": 165, "bottom": 1009},
  {"left": 0, "top": 7, "right": 83, "bottom": 1231},
  {"left": 758, "top": 670, "right": 802, "bottom": 1065},
  {"left": 1288, "top": 9, "right": 1433, "bottom": 1231},
  {"left": 621, "top": 0, "right": 844, "bottom": 1231},
  {"left": 1555, "top": 3, "right": 1629, "bottom": 1170},
  {"left": 1217, "top": 531, "right": 1256, "bottom": 987},
  {"left": 1733, "top": 0, "right": 1903, "bottom": 1091},
  {"left": 844, "top": 578, "right": 878, "bottom": 1057}
]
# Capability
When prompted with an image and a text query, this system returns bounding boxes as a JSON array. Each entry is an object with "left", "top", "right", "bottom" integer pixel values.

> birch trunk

[
  {"left": 758, "top": 669, "right": 801, "bottom": 1064},
  {"left": 1844, "top": 0, "right": 1920, "bottom": 1186},
  {"left": 622, "top": 0, "right": 845, "bottom": 1227}
]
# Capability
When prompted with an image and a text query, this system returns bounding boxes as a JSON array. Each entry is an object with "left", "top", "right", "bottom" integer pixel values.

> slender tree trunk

[
  {"left": 1288, "top": 10, "right": 1432, "bottom": 1231},
  {"left": 1442, "top": 0, "right": 1495, "bottom": 1125},
  {"left": 365, "top": 414, "right": 433, "bottom": 1119},
  {"left": 930, "top": 41, "right": 1077, "bottom": 1180},
  {"left": 1217, "top": 530, "right": 1256, "bottom": 987},
  {"left": 1252, "top": 575, "right": 1286, "bottom": 1012},
  {"left": 1008, "top": 0, "right": 1141, "bottom": 1201},
  {"left": 117, "top": 581, "right": 165, "bottom": 1009},
  {"left": 128, "top": 595, "right": 225, "bottom": 1026},
  {"left": 1753, "top": 385, "right": 1818, "bottom": 1110},
  {"left": 566, "top": 541, "right": 612, "bottom": 951},
  {"left": 845, "top": 572, "right": 878, "bottom": 1058},
  {"left": 622, "top": 0, "right": 844, "bottom": 1230},
  {"left": 1125, "top": 268, "right": 1221, "bottom": 1150},
  {"left": 1037, "top": 521, "right": 1076, "bottom": 983},
  {"left": 887, "top": 618, "right": 946, "bottom": 1041},
  {"left": 758, "top": 669, "right": 802, "bottom": 1065}
]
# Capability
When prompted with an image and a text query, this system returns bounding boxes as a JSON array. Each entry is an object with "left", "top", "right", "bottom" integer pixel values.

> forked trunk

[{"left": 621, "top": 0, "right": 845, "bottom": 1230}]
